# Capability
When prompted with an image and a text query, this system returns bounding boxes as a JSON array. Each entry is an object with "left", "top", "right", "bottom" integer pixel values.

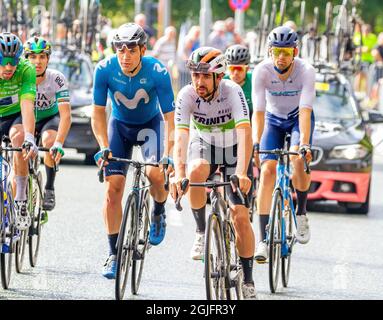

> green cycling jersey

[{"left": 0, "top": 58, "right": 36, "bottom": 117}]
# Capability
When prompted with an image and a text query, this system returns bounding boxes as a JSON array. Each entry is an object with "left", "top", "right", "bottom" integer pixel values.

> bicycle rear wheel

[
  {"left": 205, "top": 213, "right": 226, "bottom": 300},
  {"left": 268, "top": 189, "right": 282, "bottom": 294},
  {"left": 28, "top": 172, "right": 44, "bottom": 267},
  {"left": 131, "top": 189, "right": 150, "bottom": 295},
  {"left": 282, "top": 194, "right": 295, "bottom": 288},
  {"left": 115, "top": 193, "right": 136, "bottom": 300},
  {"left": 15, "top": 230, "right": 27, "bottom": 273}
]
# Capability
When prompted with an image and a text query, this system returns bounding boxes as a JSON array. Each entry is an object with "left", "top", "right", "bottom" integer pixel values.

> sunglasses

[
  {"left": 271, "top": 47, "right": 295, "bottom": 57},
  {"left": 113, "top": 40, "right": 139, "bottom": 51},
  {"left": 0, "top": 56, "right": 19, "bottom": 67},
  {"left": 228, "top": 65, "right": 247, "bottom": 73},
  {"left": 27, "top": 40, "right": 48, "bottom": 51}
]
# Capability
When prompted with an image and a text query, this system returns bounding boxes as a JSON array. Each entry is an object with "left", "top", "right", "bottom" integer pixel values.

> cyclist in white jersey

[
  {"left": 171, "top": 47, "right": 256, "bottom": 299},
  {"left": 252, "top": 27, "right": 316, "bottom": 263},
  {"left": 24, "top": 37, "right": 71, "bottom": 211}
]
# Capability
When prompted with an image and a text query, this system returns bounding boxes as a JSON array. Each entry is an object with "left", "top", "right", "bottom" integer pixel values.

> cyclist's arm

[
  {"left": 91, "top": 105, "right": 109, "bottom": 149},
  {"left": 235, "top": 123, "right": 253, "bottom": 176},
  {"left": 252, "top": 65, "right": 267, "bottom": 144},
  {"left": 299, "top": 66, "right": 316, "bottom": 146},
  {"left": 91, "top": 61, "right": 109, "bottom": 149},
  {"left": 55, "top": 75, "right": 72, "bottom": 145},
  {"left": 174, "top": 87, "right": 192, "bottom": 178},
  {"left": 56, "top": 103, "right": 71, "bottom": 145},
  {"left": 20, "top": 65, "right": 37, "bottom": 135},
  {"left": 154, "top": 60, "right": 176, "bottom": 159}
]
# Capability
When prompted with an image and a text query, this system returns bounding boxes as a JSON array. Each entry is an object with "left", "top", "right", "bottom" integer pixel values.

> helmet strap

[
  {"left": 125, "top": 48, "right": 143, "bottom": 76},
  {"left": 274, "top": 57, "right": 295, "bottom": 75}
]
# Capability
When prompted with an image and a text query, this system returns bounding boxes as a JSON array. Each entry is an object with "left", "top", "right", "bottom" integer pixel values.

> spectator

[
  {"left": 208, "top": 20, "right": 228, "bottom": 52},
  {"left": 354, "top": 24, "right": 378, "bottom": 93},
  {"left": 225, "top": 17, "right": 243, "bottom": 46},
  {"left": 152, "top": 26, "right": 177, "bottom": 69},
  {"left": 135, "top": 13, "right": 156, "bottom": 49},
  {"left": 372, "top": 32, "right": 383, "bottom": 62},
  {"left": 300, "top": 23, "right": 327, "bottom": 64}
]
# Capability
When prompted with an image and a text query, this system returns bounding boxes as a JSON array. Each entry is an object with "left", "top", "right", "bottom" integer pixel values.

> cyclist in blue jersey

[{"left": 91, "top": 23, "right": 175, "bottom": 279}]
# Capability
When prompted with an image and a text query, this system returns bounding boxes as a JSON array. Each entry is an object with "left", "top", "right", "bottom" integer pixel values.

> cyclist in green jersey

[
  {"left": 224, "top": 45, "right": 253, "bottom": 119},
  {"left": 0, "top": 32, "right": 38, "bottom": 231},
  {"left": 24, "top": 36, "right": 72, "bottom": 211}
]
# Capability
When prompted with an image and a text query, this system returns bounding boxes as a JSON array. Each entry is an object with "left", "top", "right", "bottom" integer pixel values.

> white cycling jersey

[
  {"left": 35, "top": 69, "right": 70, "bottom": 122},
  {"left": 176, "top": 79, "right": 250, "bottom": 148},
  {"left": 252, "top": 57, "right": 316, "bottom": 119}
]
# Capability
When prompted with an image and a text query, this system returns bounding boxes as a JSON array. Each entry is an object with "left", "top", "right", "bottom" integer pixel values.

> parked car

[
  {"left": 308, "top": 70, "right": 383, "bottom": 214},
  {"left": 49, "top": 49, "right": 99, "bottom": 164}
]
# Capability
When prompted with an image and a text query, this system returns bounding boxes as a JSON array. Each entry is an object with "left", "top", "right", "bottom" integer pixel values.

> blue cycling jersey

[{"left": 93, "top": 55, "right": 175, "bottom": 125}]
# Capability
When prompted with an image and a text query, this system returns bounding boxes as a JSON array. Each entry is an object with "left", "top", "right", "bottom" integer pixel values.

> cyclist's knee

[
  {"left": 10, "top": 126, "right": 24, "bottom": 147},
  {"left": 42, "top": 131, "right": 56, "bottom": 148},
  {"left": 260, "top": 162, "right": 276, "bottom": 181},
  {"left": 147, "top": 168, "right": 164, "bottom": 186},
  {"left": 231, "top": 206, "right": 251, "bottom": 229},
  {"left": 188, "top": 160, "right": 210, "bottom": 182},
  {"left": 106, "top": 178, "right": 125, "bottom": 202}
]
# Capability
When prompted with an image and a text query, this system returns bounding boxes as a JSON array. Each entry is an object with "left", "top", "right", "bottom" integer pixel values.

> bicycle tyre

[
  {"left": 131, "top": 189, "right": 150, "bottom": 295},
  {"left": 12, "top": 180, "right": 26, "bottom": 273},
  {"left": 225, "top": 218, "right": 243, "bottom": 300},
  {"left": 115, "top": 193, "right": 136, "bottom": 300},
  {"left": 282, "top": 191, "right": 295, "bottom": 288},
  {"left": 205, "top": 213, "right": 226, "bottom": 300},
  {"left": 268, "top": 188, "right": 282, "bottom": 294},
  {"left": 28, "top": 171, "right": 44, "bottom": 267},
  {"left": 0, "top": 186, "right": 12, "bottom": 289}
]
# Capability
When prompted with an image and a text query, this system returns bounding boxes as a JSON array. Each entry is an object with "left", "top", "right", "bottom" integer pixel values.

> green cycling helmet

[{"left": 24, "top": 36, "right": 52, "bottom": 57}]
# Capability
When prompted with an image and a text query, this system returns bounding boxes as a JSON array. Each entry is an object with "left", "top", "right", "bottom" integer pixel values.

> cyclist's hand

[
  {"left": 159, "top": 156, "right": 174, "bottom": 175},
  {"left": 235, "top": 174, "right": 252, "bottom": 195},
  {"left": 50, "top": 142, "right": 65, "bottom": 164},
  {"left": 94, "top": 148, "right": 112, "bottom": 168},
  {"left": 22, "top": 133, "right": 38, "bottom": 160},
  {"left": 253, "top": 143, "right": 261, "bottom": 169},
  {"left": 170, "top": 174, "right": 187, "bottom": 201},
  {"left": 299, "top": 145, "right": 313, "bottom": 164}
]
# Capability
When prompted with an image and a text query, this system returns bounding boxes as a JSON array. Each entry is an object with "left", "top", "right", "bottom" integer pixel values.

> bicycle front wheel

[
  {"left": 268, "top": 189, "right": 282, "bottom": 294},
  {"left": 282, "top": 192, "right": 295, "bottom": 288},
  {"left": 0, "top": 186, "right": 13, "bottom": 289},
  {"left": 131, "top": 189, "right": 150, "bottom": 295},
  {"left": 115, "top": 193, "right": 137, "bottom": 300},
  {"left": 28, "top": 172, "right": 44, "bottom": 267},
  {"left": 205, "top": 213, "right": 226, "bottom": 300}
]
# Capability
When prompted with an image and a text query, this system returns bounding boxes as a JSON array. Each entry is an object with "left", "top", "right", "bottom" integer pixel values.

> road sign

[{"left": 229, "top": 0, "right": 251, "bottom": 11}]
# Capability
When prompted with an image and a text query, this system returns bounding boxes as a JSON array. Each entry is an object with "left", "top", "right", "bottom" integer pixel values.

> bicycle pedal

[
  {"left": 138, "top": 239, "right": 146, "bottom": 245},
  {"left": 132, "top": 251, "right": 143, "bottom": 261}
]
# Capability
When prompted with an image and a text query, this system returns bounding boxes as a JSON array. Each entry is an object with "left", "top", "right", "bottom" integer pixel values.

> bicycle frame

[{"left": 274, "top": 155, "right": 297, "bottom": 259}]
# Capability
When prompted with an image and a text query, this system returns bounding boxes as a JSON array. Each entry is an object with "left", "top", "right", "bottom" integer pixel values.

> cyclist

[
  {"left": 91, "top": 23, "right": 175, "bottom": 279},
  {"left": 0, "top": 32, "right": 38, "bottom": 231},
  {"left": 171, "top": 47, "right": 256, "bottom": 299},
  {"left": 24, "top": 36, "right": 72, "bottom": 212},
  {"left": 224, "top": 44, "right": 253, "bottom": 119},
  {"left": 252, "top": 26, "right": 315, "bottom": 263}
]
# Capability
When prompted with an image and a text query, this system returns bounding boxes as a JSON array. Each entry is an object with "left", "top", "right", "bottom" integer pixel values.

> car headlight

[{"left": 329, "top": 144, "right": 369, "bottom": 160}]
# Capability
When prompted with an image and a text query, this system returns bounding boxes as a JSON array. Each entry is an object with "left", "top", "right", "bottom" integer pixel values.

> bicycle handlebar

[
  {"left": 175, "top": 175, "right": 246, "bottom": 212},
  {"left": 258, "top": 149, "right": 311, "bottom": 174}
]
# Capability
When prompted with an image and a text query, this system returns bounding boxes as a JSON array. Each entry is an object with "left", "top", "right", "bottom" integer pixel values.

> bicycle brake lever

[
  {"left": 175, "top": 179, "right": 189, "bottom": 212},
  {"left": 230, "top": 175, "right": 246, "bottom": 206}
]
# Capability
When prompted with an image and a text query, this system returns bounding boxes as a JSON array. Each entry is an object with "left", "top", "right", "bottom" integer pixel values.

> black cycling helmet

[
  {"left": 225, "top": 45, "right": 250, "bottom": 65},
  {"left": 268, "top": 26, "right": 298, "bottom": 48},
  {"left": 113, "top": 23, "right": 147, "bottom": 47},
  {"left": 0, "top": 32, "right": 23, "bottom": 59}
]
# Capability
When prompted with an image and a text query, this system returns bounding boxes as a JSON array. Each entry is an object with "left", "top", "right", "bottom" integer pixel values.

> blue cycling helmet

[
  {"left": 268, "top": 26, "right": 298, "bottom": 48},
  {"left": 0, "top": 33, "right": 23, "bottom": 60}
]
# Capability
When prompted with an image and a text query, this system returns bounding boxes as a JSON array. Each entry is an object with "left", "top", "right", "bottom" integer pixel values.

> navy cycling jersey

[{"left": 93, "top": 55, "right": 175, "bottom": 125}]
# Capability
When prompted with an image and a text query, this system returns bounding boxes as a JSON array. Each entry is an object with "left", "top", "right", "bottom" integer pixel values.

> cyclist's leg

[
  {"left": 102, "top": 116, "right": 132, "bottom": 277},
  {"left": 290, "top": 113, "right": 315, "bottom": 244},
  {"left": 187, "top": 137, "right": 215, "bottom": 260},
  {"left": 137, "top": 114, "right": 169, "bottom": 245},
  {"left": 257, "top": 119, "right": 285, "bottom": 243},
  {"left": 39, "top": 115, "right": 60, "bottom": 210}
]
